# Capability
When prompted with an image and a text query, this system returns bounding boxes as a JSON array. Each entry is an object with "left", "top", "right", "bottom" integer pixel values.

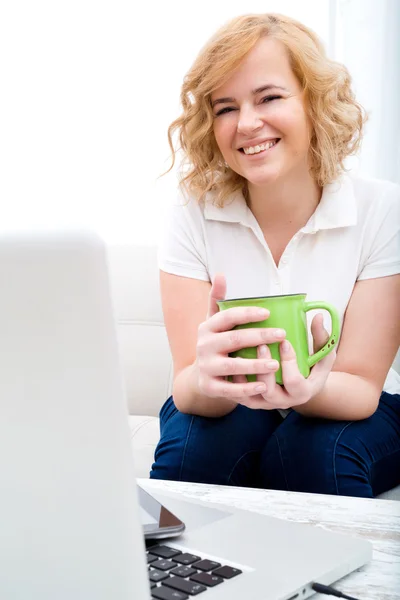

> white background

[{"left": 0, "top": 1, "right": 398, "bottom": 243}]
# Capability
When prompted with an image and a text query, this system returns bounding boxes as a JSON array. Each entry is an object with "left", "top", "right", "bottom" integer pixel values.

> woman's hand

[
  {"left": 232, "top": 313, "right": 337, "bottom": 410},
  {"left": 195, "top": 274, "right": 286, "bottom": 402}
]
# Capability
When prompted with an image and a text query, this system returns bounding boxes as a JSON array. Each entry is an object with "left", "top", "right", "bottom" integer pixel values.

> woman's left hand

[{"left": 231, "top": 313, "right": 337, "bottom": 410}]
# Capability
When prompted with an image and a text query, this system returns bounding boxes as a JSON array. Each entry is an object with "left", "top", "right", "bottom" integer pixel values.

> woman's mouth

[{"left": 240, "top": 139, "right": 280, "bottom": 156}]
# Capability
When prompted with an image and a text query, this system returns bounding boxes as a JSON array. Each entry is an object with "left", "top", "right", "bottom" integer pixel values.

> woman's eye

[
  {"left": 214, "top": 95, "right": 281, "bottom": 117},
  {"left": 261, "top": 95, "right": 282, "bottom": 103},
  {"left": 215, "top": 106, "right": 236, "bottom": 117}
]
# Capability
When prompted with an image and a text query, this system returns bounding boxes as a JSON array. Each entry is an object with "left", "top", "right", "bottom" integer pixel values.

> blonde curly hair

[{"left": 166, "top": 13, "right": 367, "bottom": 206}]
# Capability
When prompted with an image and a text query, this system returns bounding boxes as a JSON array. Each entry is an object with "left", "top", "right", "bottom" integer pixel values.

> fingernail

[
  {"left": 281, "top": 340, "right": 291, "bottom": 353},
  {"left": 255, "top": 384, "right": 266, "bottom": 393},
  {"left": 259, "top": 344, "right": 267, "bottom": 356},
  {"left": 267, "top": 360, "right": 279, "bottom": 369},
  {"left": 257, "top": 308, "right": 269, "bottom": 317},
  {"left": 274, "top": 329, "right": 286, "bottom": 338}
]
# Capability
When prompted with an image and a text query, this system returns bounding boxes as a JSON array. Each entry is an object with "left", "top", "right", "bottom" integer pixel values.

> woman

[{"left": 150, "top": 13, "right": 400, "bottom": 497}]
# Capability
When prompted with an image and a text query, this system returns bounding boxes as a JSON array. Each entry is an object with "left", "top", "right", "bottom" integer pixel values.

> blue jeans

[{"left": 150, "top": 392, "right": 400, "bottom": 498}]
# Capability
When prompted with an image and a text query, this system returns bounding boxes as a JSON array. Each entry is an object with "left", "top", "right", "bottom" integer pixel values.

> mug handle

[{"left": 303, "top": 301, "right": 340, "bottom": 369}]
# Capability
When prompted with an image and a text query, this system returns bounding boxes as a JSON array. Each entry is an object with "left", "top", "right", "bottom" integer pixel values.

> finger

[
  {"left": 310, "top": 313, "right": 335, "bottom": 371},
  {"left": 213, "top": 326, "right": 286, "bottom": 353},
  {"left": 280, "top": 339, "right": 308, "bottom": 399},
  {"left": 207, "top": 273, "right": 226, "bottom": 319},
  {"left": 311, "top": 313, "right": 329, "bottom": 353},
  {"left": 240, "top": 397, "right": 282, "bottom": 410},
  {"left": 308, "top": 316, "right": 337, "bottom": 390},
  {"left": 308, "top": 345, "right": 337, "bottom": 382},
  {"left": 256, "top": 345, "right": 277, "bottom": 398},
  {"left": 201, "top": 377, "right": 268, "bottom": 399},
  {"left": 231, "top": 374, "right": 282, "bottom": 410},
  {"left": 208, "top": 305, "right": 270, "bottom": 333},
  {"left": 206, "top": 355, "right": 279, "bottom": 377}
]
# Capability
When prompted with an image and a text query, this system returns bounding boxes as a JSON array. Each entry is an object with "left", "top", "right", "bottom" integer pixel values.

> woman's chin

[{"left": 244, "top": 167, "right": 282, "bottom": 187}]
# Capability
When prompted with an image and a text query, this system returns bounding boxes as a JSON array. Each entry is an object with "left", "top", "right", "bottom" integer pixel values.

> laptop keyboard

[{"left": 147, "top": 544, "right": 243, "bottom": 599}]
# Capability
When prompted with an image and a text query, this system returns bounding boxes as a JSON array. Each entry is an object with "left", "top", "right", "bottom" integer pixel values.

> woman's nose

[{"left": 237, "top": 107, "right": 263, "bottom": 135}]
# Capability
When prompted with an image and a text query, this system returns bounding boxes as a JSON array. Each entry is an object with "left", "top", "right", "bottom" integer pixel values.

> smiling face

[{"left": 211, "top": 37, "right": 312, "bottom": 190}]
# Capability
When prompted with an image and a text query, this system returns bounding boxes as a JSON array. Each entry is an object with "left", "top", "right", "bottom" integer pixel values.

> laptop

[{"left": 0, "top": 228, "right": 372, "bottom": 600}]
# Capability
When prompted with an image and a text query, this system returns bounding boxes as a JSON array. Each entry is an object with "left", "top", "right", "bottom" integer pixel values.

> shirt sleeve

[
  {"left": 357, "top": 184, "right": 400, "bottom": 281},
  {"left": 157, "top": 193, "right": 210, "bottom": 282}
]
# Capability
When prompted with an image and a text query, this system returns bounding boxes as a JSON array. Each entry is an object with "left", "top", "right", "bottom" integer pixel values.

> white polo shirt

[{"left": 158, "top": 174, "right": 400, "bottom": 394}]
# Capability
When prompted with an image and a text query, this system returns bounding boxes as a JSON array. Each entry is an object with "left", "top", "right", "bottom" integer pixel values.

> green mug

[{"left": 217, "top": 293, "right": 340, "bottom": 385}]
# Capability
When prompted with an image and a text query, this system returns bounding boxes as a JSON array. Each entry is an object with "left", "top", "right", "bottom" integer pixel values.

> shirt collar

[
  {"left": 203, "top": 188, "right": 250, "bottom": 225},
  {"left": 203, "top": 174, "right": 357, "bottom": 232}
]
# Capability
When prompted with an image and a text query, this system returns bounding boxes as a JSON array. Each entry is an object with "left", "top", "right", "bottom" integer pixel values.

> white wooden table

[{"left": 139, "top": 479, "right": 400, "bottom": 600}]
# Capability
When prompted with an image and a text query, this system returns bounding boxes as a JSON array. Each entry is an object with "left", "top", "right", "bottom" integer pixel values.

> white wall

[
  {"left": 333, "top": 0, "right": 400, "bottom": 184},
  {"left": 1, "top": 0, "right": 330, "bottom": 244}
]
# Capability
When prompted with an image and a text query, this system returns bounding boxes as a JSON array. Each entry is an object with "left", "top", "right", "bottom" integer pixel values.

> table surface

[{"left": 139, "top": 478, "right": 400, "bottom": 600}]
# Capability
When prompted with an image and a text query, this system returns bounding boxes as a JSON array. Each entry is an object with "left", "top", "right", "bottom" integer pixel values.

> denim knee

[
  {"left": 260, "top": 398, "right": 400, "bottom": 498},
  {"left": 259, "top": 413, "right": 356, "bottom": 496},
  {"left": 334, "top": 402, "right": 400, "bottom": 497},
  {"left": 150, "top": 396, "right": 195, "bottom": 482},
  {"left": 150, "top": 396, "right": 283, "bottom": 486}
]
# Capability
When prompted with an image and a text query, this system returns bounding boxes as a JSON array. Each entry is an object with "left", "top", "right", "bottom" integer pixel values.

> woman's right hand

[{"left": 195, "top": 273, "right": 287, "bottom": 403}]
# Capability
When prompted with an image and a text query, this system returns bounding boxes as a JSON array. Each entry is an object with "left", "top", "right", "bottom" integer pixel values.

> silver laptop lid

[{"left": 0, "top": 229, "right": 150, "bottom": 600}]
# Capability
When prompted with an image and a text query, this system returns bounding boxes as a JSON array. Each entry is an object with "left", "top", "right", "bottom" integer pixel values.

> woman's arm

[
  {"left": 160, "top": 270, "right": 237, "bottom": 417},
  {"left": 294, "top": 274, "right": 400, "bottom": 420}
]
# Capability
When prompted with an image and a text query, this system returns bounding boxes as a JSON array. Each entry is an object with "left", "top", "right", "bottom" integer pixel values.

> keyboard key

[
  {"left": 151, "top": 582, "right": 157, "bottom": 589},
  {"left": 190, "top": 572, "right": 224, "bottom": 587},
  {"left": 212, "top": 565, "right": 242, "bottom": 579},
  {"left": 149, "top": 569, "right": 170, "bottom": 583},
  {"left": 174, "top": 553, "right": 201, "bottom": 565},
  {"left": 149, "top": 546, "right": 183, "bottom": 559},
  {"left": 152, "top": 586, "right": 189, "bottom": 600},
  {"left": 163, "top": 577, "right": 206, "bottom": 595},
  {"left": 192, "top": 559, "right": 221, "bottom": 572},
  {"left": 170, "top": 565, "right": 197, "bottom": 578},
  {"left": 148, "top": 554, "right": 158, "bottom": 564},
  {"left": 151, "top": 559, "right": 178, "bottom": 571}
]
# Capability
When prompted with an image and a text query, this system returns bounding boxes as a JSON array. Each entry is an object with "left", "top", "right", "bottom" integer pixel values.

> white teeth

[{"left": 243, "top": 140, "right": 278, "bottom": 155}]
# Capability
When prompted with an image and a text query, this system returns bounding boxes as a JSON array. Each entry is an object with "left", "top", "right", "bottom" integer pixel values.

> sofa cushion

[
  {"left": 118, "top": 323, "right": 172, "bottom": 416},
  {"left": 377, "top": 486, "right": 400, "bottom": 501},
  {"left": 130, "top": 415, "right": 160, "bottom": 478},
  {"left": 107, "top": 244, "right": 173, "bottom": 417}
]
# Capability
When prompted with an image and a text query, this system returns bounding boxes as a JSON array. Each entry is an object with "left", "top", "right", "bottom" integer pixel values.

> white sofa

[{"left": 106, "top": 244, "right": 400, "bottom": 500}]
